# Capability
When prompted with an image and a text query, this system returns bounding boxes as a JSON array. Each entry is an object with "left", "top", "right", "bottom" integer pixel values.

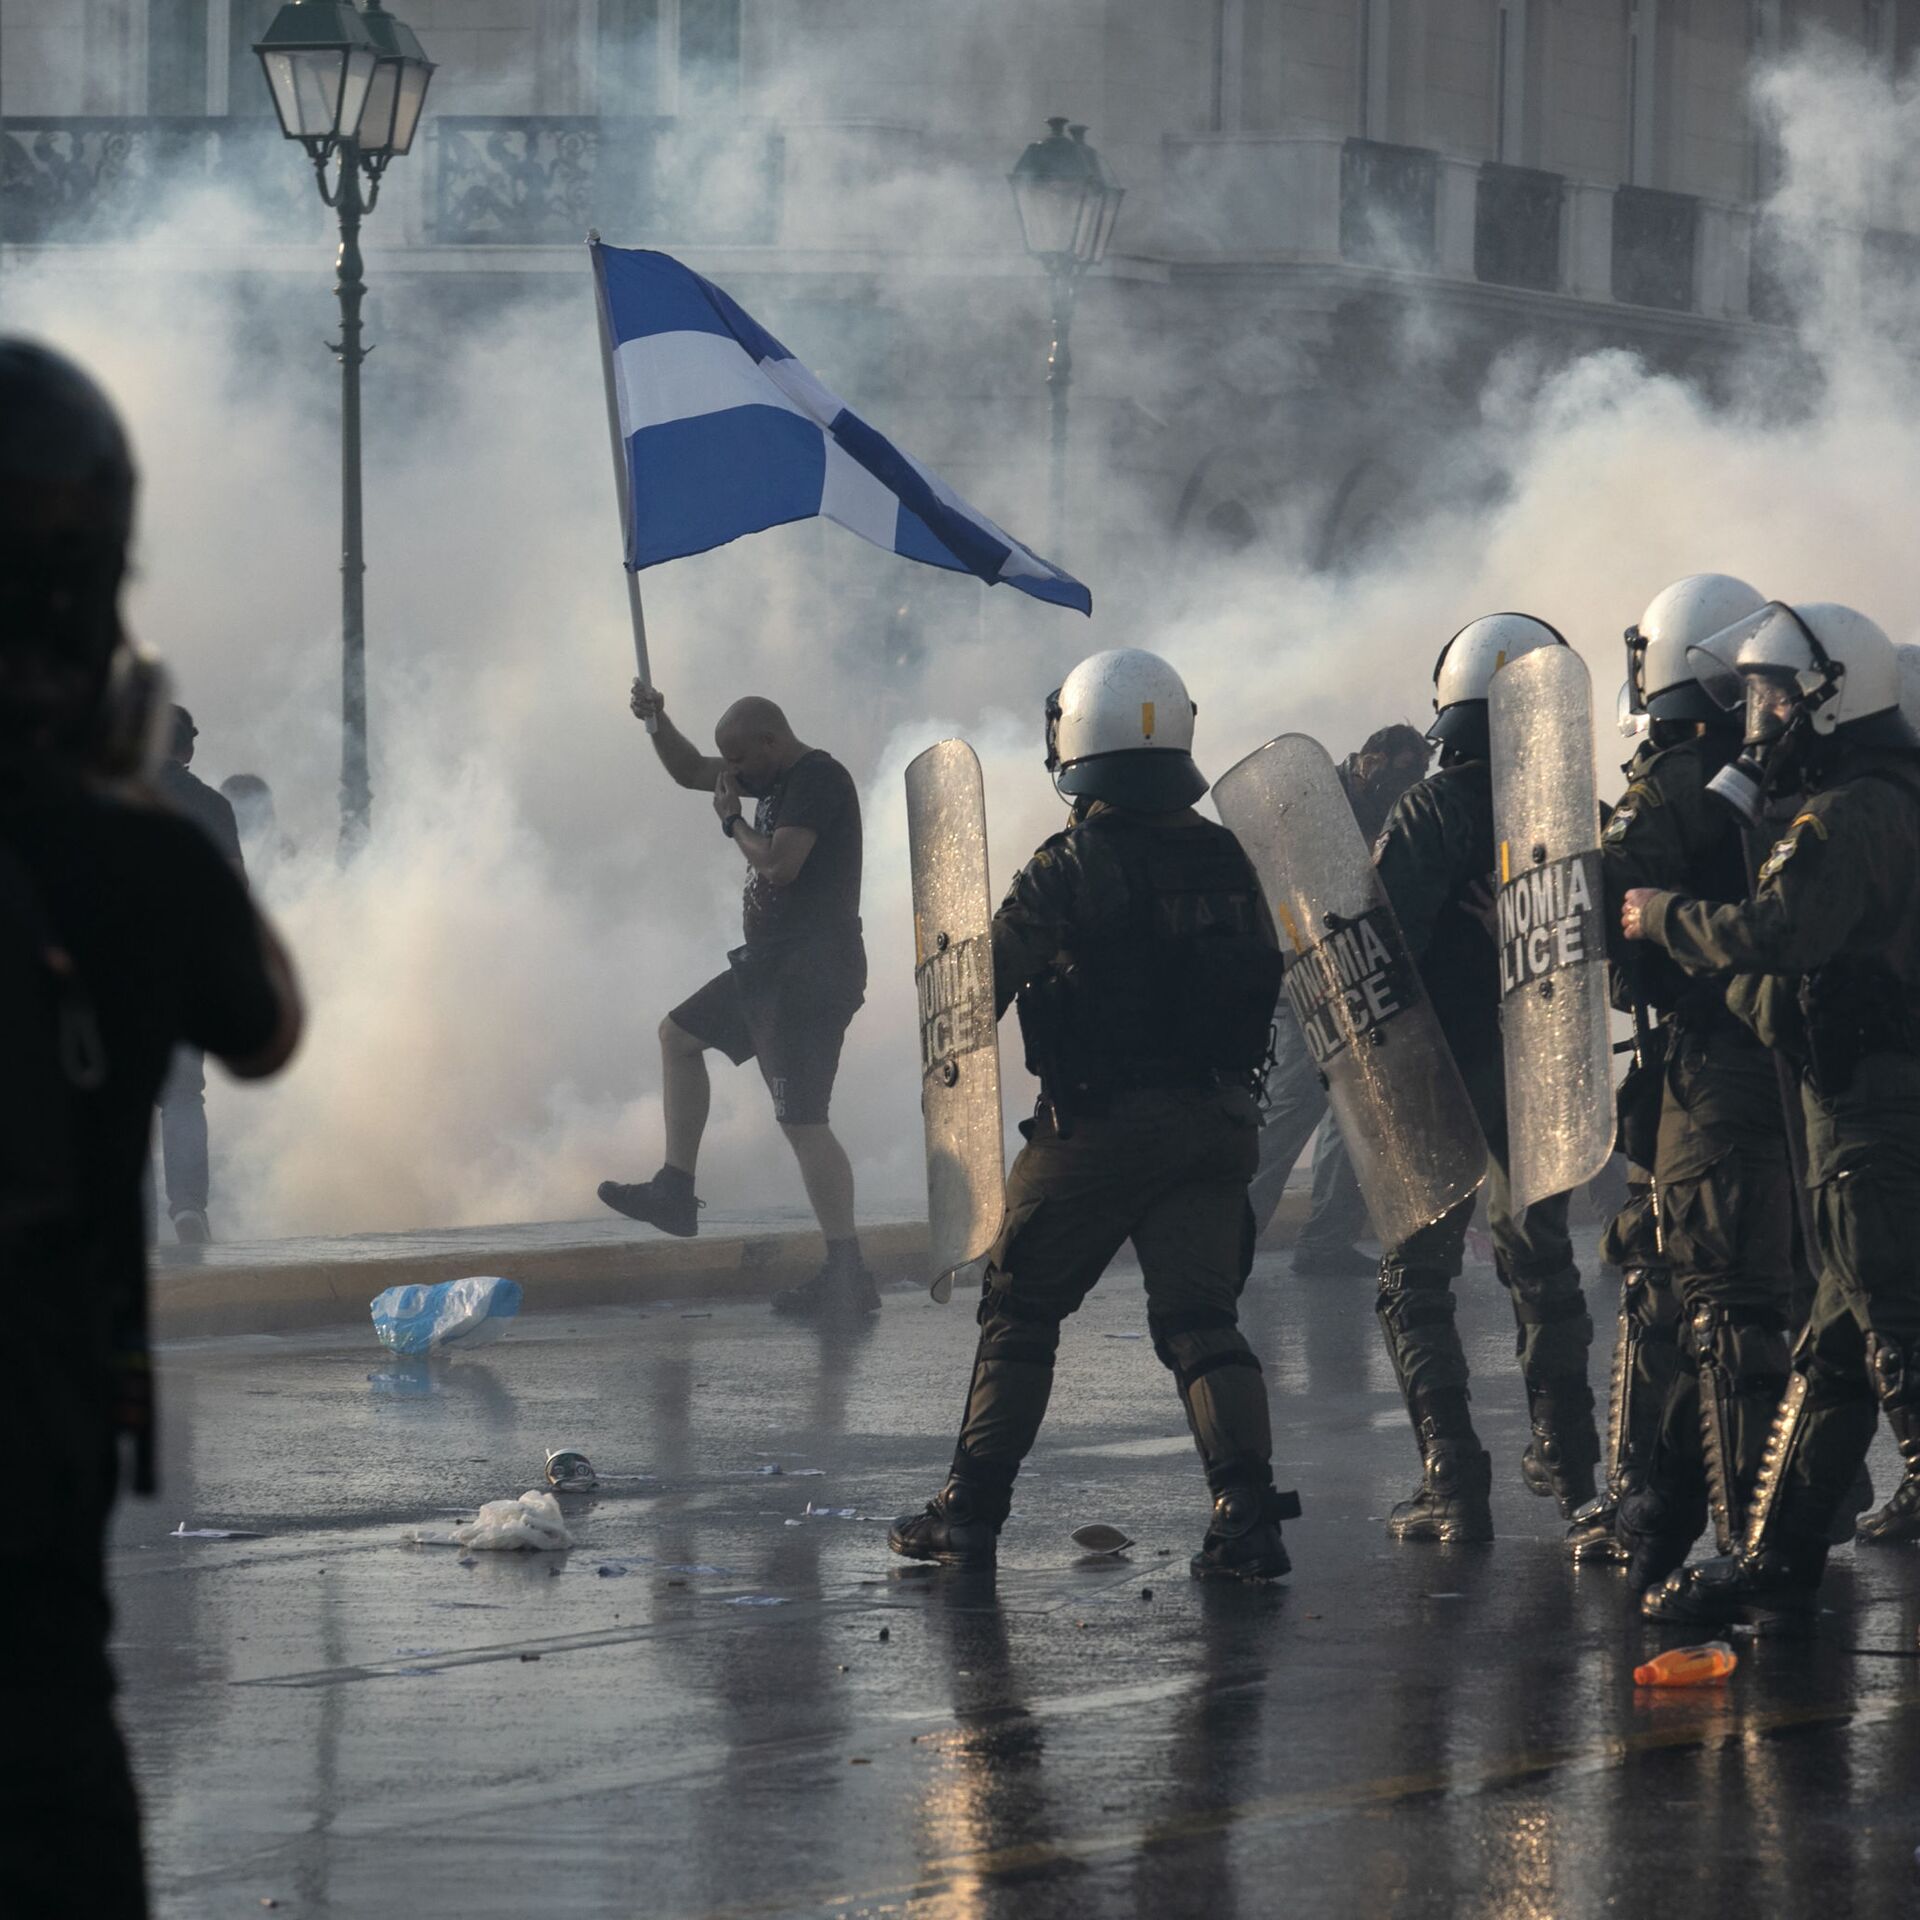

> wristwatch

[{"left": 721, "top": 811, "right": 743, "bottom": 838}]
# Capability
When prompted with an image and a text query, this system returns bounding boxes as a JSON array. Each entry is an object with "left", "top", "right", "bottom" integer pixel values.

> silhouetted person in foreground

[{"left": 0, "top": 338, "right": 302, "bottom": 1918}]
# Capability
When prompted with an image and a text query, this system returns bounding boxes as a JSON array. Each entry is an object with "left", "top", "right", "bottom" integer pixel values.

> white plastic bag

[
  {"left": 370, "top": 1275, "right": 522, "bottom": 1354},
  {"left": 447, "top": 1490, "right": 572, "bottom": 1552}
]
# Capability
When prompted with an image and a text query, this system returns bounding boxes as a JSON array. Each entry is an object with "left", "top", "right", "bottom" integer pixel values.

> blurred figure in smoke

[
  {"left": 1249, "top": 722, "right": 1429, "bottom": 1274},
  {"left": 600, "top": 682, "right": 875, "bottom": 1317},
  {"left": 153, "top": 704, "right": 244, "bottom": 1244},
  {"left": 220, "top": 769, "right": 272, "bottom": 839},
  {"left": 0, "top": 338, "right": 302, "bottom": 1918}
]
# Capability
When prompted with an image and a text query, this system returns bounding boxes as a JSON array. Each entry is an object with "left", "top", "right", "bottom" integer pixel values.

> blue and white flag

[{"left": 591, "top": 243, "right": 1090, "bottom": 615}]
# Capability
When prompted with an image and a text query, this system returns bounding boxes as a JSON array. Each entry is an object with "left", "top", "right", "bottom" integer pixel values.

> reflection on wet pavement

[{"left": 117, "top": 1249, "right": 1920, "bottom": 1918}]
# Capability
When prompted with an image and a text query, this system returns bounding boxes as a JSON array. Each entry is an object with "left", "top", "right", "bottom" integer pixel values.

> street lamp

[
  {"left": 255, "top": 0, "right": 435, "bottom": 857},
  {"left": 1009, "top": 118, "right": 1124, "bottom": 557}
]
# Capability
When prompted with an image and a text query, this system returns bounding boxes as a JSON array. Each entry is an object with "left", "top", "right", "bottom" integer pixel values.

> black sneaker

[
  {"left": 597, "top": 1173, "right": 700, "bottom": 1236},
  {"left": 888, "top": 1479, "right": 1001, "bottom": 1566},
  {"left": 772, "top": 1262, "right": 881, "bottom": 1317},
  {"left": 172, "top": 1208, "right": 212, "bottom": 1246},
  {"left": 1190, "top": 1485, "right": 1301, "bottom": 1581},
  {"left": 1290, "top": 1242, "right": 1376, "bottom": 1280}
]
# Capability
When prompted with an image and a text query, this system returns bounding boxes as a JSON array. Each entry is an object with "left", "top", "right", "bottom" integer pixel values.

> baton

[{"left": 587, "top": 230, "right": 657, "bottom": 732}]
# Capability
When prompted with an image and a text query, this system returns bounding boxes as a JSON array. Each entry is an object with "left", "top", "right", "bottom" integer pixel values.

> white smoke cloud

[{"left": 5, "top": 40, "right": 1919, "bottom": 1238}]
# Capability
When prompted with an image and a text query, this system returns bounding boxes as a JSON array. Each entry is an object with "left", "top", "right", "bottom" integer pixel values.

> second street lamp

[
  {"left": 1009, "top": 118, "right": 1124, "bottom": 559},
  {"left": 255, "top": 0, "right": 435, "bottom": 858}
]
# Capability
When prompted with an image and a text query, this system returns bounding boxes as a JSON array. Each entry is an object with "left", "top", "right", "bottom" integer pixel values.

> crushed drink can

[{"left": 545, "top": 1446, "right": 598, "bottom": 1493}]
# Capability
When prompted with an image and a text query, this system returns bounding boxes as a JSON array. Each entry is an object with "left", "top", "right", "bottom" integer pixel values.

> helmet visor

[
  {"left": 1615, "top": 679, "right": 1646, "bottom": 739},
  {"left": 1684, "top": 641, "right": 1747, "bottom": 714}
]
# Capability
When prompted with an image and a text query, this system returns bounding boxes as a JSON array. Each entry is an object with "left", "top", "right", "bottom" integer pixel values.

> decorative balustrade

[
  {"left": 428, "top": 115, "right": 781, "bottom": 246},
  {"left": 0, "top": 117, "right": 321, "bottom": 243}
]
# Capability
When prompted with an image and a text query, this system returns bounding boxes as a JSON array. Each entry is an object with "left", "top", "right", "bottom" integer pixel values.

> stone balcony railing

[
  {"left": 1159, "top": 131, "right": 1918, "bottom": 327},
  {"left": 0, "top": 112, "right": 783, "bottom": 251},
  {"left": 4, "top": 114, "right": 1910, "bottom": 333}
]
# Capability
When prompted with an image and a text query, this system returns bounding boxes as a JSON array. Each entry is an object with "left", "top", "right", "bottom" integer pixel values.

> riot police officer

[
  {"left": 1623, "top": 600, "right": 1920, "bottom": 1632},
  {"left": 889, "top": 649, "right": 1297, "bottom": 1581},
  {"left": 1372, "top": 614, "right": 1600, "bottom": 1542},
  {"left": 1572, "top": 575, "right": 1801, "bottom": 1587}
]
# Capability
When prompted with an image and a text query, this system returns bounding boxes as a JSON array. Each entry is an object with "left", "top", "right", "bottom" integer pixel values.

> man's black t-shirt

[
  {"left": 155, "top": 759, "right": 245, "bottom": 872},
  {"left": 741, "top": 749, "right": 863, "bottom": 965},
  {"left": 1, "top": 767, "right": 280, "bottom": 1317}
]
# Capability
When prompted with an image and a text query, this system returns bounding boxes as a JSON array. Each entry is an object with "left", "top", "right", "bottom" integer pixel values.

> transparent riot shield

[
  {"left": 1490, "top": 645, "right": 1616, "bottom": 1213},
  {"left": 906, "top": 740, "right": 1005, "bottom": 1303},
  {"left": 1214, "top": 734, "right": 1488, "bottom": 1248}
]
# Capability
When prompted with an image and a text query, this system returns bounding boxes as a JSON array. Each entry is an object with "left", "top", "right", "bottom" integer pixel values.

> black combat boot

[
  {"left": 1856, "top": 1462, "right": 1920, "bottom": 1544},
  {"left": 1520, "top": 1377, "right": 1601, "bottom": 1517},
  {"left": 597, "top": 1164, "right": 701, "bottom": 1236},
  {"left": 1615, "top": 1483, "right": 1706, "bottom": 1592},
  {"left": 1190, "top": 1484, "right": 1302, "bottom": 1582},
  {"left": 1389, "top": 1397, "right": 1494, "bottom": 1545},
  {"left": 1567, "top": 1269, "right": 1678, "bottom": 1564},
  {"left": 1643, "top": 1367, "right": 1844, "bottom": 1633},
  {"left": 888, "top": 1475, "right": 1005, "bottom": 1566},
  {"left": 1639, "top": 1541, "right": 1828, "bottom": 1635},
  {"left": 1858, "top": 1347, "right": 1920, "bottom": 1546}
]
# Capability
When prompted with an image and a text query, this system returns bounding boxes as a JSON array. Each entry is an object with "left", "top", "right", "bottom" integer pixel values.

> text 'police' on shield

[
  {"left": 1496, "top": 851, "right": 1601, "bottom": 998},
  {"left": 1281, "top": 910, "right": 1414, "bottom": 1068},
  {"left": 918, "top": 933, "right": 995, "bottom": 1073}
]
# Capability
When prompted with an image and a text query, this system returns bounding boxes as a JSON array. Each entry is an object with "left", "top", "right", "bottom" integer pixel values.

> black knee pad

[{"left": 1148, "top": 1306, "right": 1238, "bottom": 1375}]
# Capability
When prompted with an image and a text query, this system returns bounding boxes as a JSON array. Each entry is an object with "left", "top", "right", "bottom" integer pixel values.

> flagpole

[{"left": 587, "top": 230, "right": 657, "bottom": 732}]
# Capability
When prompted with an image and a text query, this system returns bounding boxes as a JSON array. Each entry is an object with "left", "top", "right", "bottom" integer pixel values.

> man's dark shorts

[{"left": 670, "top": 944, "right": 864, "bottom": 1127}]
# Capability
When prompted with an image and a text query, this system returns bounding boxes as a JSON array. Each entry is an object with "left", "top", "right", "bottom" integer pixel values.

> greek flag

[{"left": 591, "top": 243, "right": 1091, "bottom": 614}]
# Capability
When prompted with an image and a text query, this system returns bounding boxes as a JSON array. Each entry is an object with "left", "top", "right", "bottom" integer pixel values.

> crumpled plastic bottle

[
  {"left": 1634, "top": 1641, "right": 1737, "bottom": 1687},
  {"left": 369, "top": 1275, "right": 522, "bottom": 1354}
]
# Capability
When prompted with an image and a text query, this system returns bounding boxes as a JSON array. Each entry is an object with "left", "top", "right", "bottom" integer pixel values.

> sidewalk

[
  {"left": 149, "top": 1188, "right": 1319, "bottom": 1339},
  {"left": 149, "top": 1207, "right": 931, "bottom": 1339}
]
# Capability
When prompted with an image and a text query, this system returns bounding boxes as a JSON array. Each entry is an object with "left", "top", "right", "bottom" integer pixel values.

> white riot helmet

[
  {"left": 1428, "top": 612, "right": 1568, "bottom": 751},
  {"left": 1626, "top": 573, "right": 1766, "bottom": 725},
  {"left": 1691, "top": 601, "right": 1909, "bottom": 822},
  {"left": 1045, "top": 647, "right": 1207, "bottom": 809}
]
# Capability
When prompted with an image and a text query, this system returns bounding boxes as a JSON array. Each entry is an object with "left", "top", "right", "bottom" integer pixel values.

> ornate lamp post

[
  {"left": 255, "top": 0, "right": 435, "bottom": 857},
  {"left": 1008, "top": 118, "right": 1124, "bottom": 558}
]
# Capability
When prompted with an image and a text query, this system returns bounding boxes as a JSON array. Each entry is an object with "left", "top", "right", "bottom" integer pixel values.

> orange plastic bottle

[{"left": 1634, "top": 1641, "right": 1737, "bottom": 1687}]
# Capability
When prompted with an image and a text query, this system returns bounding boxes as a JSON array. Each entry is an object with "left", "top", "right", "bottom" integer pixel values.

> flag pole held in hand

[{"left": 587, "top": 230, "right": 656, "bottom": 731}]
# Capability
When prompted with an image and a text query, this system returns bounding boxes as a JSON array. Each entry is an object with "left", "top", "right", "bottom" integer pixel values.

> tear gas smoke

[{"left": 3, "top": 41, "right": 1918, "bottom": 1237}]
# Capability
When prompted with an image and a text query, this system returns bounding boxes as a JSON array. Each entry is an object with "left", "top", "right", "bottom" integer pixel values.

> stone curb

[
  {"left": 149, "top": 1191, "right": 1316, "bottom": 1341},
  {"left": 150, "top": 1219, "right": 939, "bottom": 1341}
]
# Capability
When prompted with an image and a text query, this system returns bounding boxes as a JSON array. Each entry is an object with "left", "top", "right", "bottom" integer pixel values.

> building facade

[{"left": 4, "top": 1, "right": 1916, "bottom": 574}]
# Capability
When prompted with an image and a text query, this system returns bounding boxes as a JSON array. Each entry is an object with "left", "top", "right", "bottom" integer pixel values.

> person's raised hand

[
  {"left": 714, "top": 770, "right": 744, "bottom": 825},
  {"left": 1621, "top": 887, "right": 1656, "bottom": 941},
  {"left": 631, "top": 680, "right": 666, "bottom": 724}
]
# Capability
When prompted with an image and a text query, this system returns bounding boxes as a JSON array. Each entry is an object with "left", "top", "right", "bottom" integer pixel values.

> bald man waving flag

[{"left": 599, "top": 683, "right": 878, "bottom": 1320}]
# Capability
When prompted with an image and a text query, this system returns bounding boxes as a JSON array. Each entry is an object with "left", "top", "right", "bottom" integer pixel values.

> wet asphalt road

[{"left": 117, "top": 1247, "right": 1920, "bottom": 1919}]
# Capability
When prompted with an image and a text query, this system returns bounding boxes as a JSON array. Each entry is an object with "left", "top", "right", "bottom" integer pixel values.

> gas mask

[{"left": 1687, "top": 605, "right": 1841, "bottom": 825}]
